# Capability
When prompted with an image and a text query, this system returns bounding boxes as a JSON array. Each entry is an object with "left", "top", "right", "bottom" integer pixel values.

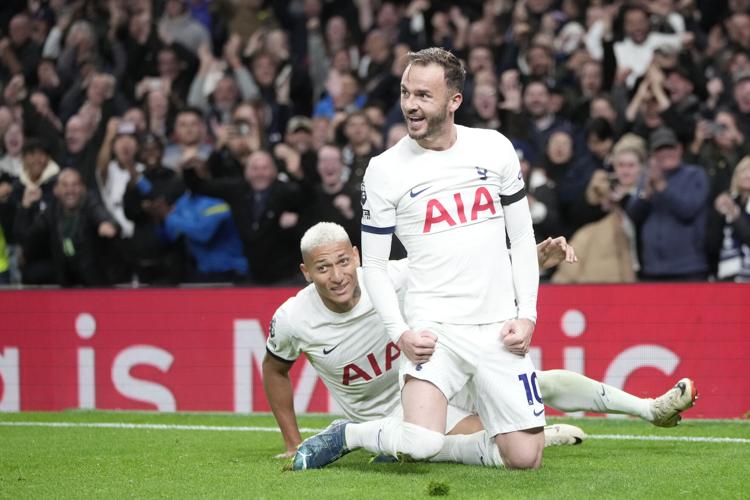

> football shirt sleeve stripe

[
  {"left": 266, "top": 347, "right": 296, "bottom": 364},
  {"left": 362, "top": 224, "right": 396, "bottom": 234},
  {"left": 500, "top": 187, "right": 526, "bottom": 206}
]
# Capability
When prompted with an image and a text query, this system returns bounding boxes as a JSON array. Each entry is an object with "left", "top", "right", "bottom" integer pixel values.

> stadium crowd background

[{"left": 0, "top": 0, "right": 748, "bottom": 287}]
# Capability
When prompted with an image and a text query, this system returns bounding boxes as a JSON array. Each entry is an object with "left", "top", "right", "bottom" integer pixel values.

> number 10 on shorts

[{"left": 518, "top": 372, "right": 543, "bottom": 406}]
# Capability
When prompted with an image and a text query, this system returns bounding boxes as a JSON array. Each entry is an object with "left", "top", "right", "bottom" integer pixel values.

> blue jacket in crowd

[
  {"left": 163, "top": 193, "right": 248, "bottom": 276},
  {"left": 626, "top": 164, "right": 709, "bottom": 277}
]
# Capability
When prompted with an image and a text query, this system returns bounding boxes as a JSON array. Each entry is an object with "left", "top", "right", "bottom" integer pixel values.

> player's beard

[{"left": 405, "top": 105, "right": 449, "bottom": 141}]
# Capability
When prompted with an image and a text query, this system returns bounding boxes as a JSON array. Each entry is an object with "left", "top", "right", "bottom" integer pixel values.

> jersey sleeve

[
  {"left": 361, "top": 159, "right": 396, "bottom": 235},
  {"left": 496, "top": 134, "right": 526, "bottom": 204},
  {"left": 386, "top": 259, "right": 409, "bottom": 294},
  {"left": 265, "top": 305, "right": 301, "bottom": 363}
]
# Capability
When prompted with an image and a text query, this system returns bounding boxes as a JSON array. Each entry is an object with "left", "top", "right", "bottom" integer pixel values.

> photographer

[
  {"left": 687, "top": 110, "right": 749, "bottom": 203},
  {"left": 205, "top": 102, "right": 264, "bottom": 179},
  {"left": 553, "top": 135, "right": 646, "bottom": 283}
]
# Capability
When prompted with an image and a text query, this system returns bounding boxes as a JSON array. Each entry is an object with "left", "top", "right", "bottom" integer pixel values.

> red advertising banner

[{"left": 0, "top": 284, "right": 748, "bottom": 418}]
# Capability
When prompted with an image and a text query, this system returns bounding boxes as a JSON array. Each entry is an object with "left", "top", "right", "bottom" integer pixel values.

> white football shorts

[{"left": 399, "top": 321, "right": 546, "bottom": 436}]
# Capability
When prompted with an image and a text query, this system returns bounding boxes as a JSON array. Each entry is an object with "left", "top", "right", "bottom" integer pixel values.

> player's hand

[
  {"left": 537, "top": 236, "right": 577, "bottom": 270},
  {"left": 398, "top": 329, "right": 437, "bottom": 364},
  {"left": 501, "top": 319, "right": 535, "bottom": 356},
  {"left": 273, "top": 449, "right": 297, "bottom": 459}
]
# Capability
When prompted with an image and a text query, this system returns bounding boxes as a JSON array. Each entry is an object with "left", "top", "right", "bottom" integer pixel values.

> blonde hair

[
  {"left": 730, "top": 156, "right": 750, "bottom": 197},
  {"left": 300, "top": 222, "right": 351, "bottom": 257},
  {"left": 612, "top": 133, "right": 647, "bottom": 164}
]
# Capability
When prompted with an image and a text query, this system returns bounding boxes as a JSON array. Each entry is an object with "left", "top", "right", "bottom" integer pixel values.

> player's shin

[
  {"left": 345, "top": 417, "right": 446, "bottom": 461},
  {"left": 538, "top": 369, "right": 651, "bottom": 419},
  {"left": 428, "top": 431, "right": 503, "bottom": 467}
]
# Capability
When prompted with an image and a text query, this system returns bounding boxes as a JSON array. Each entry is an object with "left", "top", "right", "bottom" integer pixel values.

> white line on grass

[
  {"left": 586, "top": 434, "right": 750, "bottom": 444},
  {"left": 0, "top": 421, "right": 323, "bottom": 433},
  {"left": 1, "top": 421, "right": 749, "bottom": 444}
]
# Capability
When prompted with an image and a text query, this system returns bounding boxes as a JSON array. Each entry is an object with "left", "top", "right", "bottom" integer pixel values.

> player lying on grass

[{"left": 263, "top": 223, "right": 697, "bottom": 467}]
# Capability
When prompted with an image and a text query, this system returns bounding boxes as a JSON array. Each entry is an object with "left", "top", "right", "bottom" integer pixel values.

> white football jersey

[
  {"left": 266, "top": 263, "right": 408, "bottom": 422},
  {"left": 361, "top": 125, "right": 526, "bottom": 326}
]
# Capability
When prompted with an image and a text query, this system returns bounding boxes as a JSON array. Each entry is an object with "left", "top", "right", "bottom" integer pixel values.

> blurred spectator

[
  {"left": 522, "top": 80, "right": 573, "bottom": 158},
  {"left": 143, "top": 89, "right": 176, "bottom": 140},
  {"left": 11, "top": 139, "right": 60, "bottom": 220},
  {"left": 159, "top": 0, "right": 213, "bottom": 55},
  {"left": 553, "top": 136, "right": 646, "bottom": 283},
  {"left": 122, "top": 133, "right": 186, "bottom": 285},
  {"left": 586, "top": 4, "right": 683, "bottom": 88},
  {"left": 247, "top": 50, "right": 292, "bottom": 143},
  {"left": 730, "top": 69, "right": 750, "bottom": 140},
  {"left": 539, "top": 129, "right": 594, "bottom": 234},
  {"left": 281, "top": 115, "right": 319, "bottom": 184},
  {"left": 385, "top": 122, "right": 407, "bottom": 149},
  {"left": 626, "top": 127, "right": 709, "bottom": 281},
  {"left": 162, "top": 107, "right": 213, "bottom": 170},
  {"left": 0, "top": 0, "right": 745, "bottom": 285},
  {"left": 0, "top": 167, "right": 12, "bottom": 284},
  {"left": 14, "top": 168, "right": 119, "bottom": 287},
  {"left": 159, "top": 158, "right": 247, "bottom": 283},
  {"left": 688, "top": 109, "right": 750, "bottom": 202},
  {"left": 132, "top": 44, "right": 199, "bottom": 109},
  {"left": 215, "top": 0, "right": 278, "bottom": 45},
  {"left": 0, "top": 122, "right": 23, "bottom": 178},
  {"left": 96, "top": 119, "right": 143, "bottom": 239},
  {"left": 469, "top": 81, "right": 501, "bottom": 130},
  {"left": 314, "top": 70, "right": 366, "bottom": 119},
  {"left": 0, "top": 13, "right": 42, "bottom": 86},
  {"left": 187, "top": 35, "right": 259, "bottom": 123},
  {"left": 519, "top": 142, "right": 563, "bottom": 244},
  {"left": 182, "top": 149, "right": 312, "bottom": 284},
  {"left": 301, "top": 143, "right": 361, "bottom": 247},
  {"left": 707, "top": 156, "right": 750, "bottom": 281},
  {"left": 206, "top": 102, "right": 264, "bottom": 179},
  {"left": 306, "top": 14, "right": 360, "bottom": 102},
  {"left": 341, "top": 110, "right": 379, "bottom": 190}
]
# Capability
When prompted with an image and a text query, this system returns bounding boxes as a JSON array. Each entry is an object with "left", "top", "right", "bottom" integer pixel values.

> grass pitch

[{"left": 1, "top": 411, "right": 749, "bottom": 499}]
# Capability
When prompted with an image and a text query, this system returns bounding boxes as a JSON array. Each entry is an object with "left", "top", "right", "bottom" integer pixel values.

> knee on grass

[
  {"left": 401, "top": 422, "right": 445, "bottom": 461},
  {"left": 495, "top": 432, "right": 544, "bottom": 470}
]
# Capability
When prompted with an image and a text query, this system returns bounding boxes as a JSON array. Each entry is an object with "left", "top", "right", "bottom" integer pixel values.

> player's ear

[
  {"left": 352, "top": 246, "right": 361, "bottom": 267},
  {"left": 448, "top": 92, "right": 462, "bottom": 113},
  {"left": 300, "top": 263, "right": 312, "bottom": 283}
]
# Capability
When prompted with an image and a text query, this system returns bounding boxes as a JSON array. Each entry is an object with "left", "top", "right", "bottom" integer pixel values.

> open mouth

[
  {"left": 407, "top": 116, "right": 425, "bottom": 126},
  {"left": 330, "top": 283, "right": 350, "bottom": 296}
]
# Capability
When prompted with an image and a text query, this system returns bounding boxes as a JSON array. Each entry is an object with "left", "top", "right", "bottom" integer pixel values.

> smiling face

[
  {"left": 300, "top": 241, "right": 361, "bottom": 313},
  {"left": 613, "top": 150, "right": 643, "bottom": 189},
  {"left": 54, "top": 169, "right": 86, "bottom": 211},
  {"left": 400, "top": 62, "right": 461, "bottom": 146}
]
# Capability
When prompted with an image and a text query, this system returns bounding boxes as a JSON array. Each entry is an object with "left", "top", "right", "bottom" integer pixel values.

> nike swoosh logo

[
  {"left": 322, "top": 344, "right": 342, "bottom": 355},
  {"left": 600, "top": 385, "right": 607, "bottom": 397},
  {"left": 533, "top": 408, "right": 544, "bottom": 416},
  {"left": 410, "top": 186, "right": 430, "bottom": 198}
]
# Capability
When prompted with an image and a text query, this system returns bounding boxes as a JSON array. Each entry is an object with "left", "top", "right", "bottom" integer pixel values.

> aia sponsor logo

[{"left": 423, "top": 186, "right": 497, "bottom": 233}]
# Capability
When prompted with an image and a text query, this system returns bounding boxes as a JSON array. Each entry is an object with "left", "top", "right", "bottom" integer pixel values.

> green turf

[{"left": 1, "top": 412, "right": 749, "bottom": 499}]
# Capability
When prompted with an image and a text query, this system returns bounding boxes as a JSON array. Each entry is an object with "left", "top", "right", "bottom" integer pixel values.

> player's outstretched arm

[
  {"left": 262, "top": 354, "right": 302, "bottom": 458},
  {"left": 537, "top": 236, "right": 578, "bottom": 270},
  {"left": 361, "top": 231, "right": 413, "bottom": 346}
]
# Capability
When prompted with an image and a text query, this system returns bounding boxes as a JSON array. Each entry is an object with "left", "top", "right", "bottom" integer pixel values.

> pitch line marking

[{"left": 0, "top": 421, "right": 748, "bottom": 444}]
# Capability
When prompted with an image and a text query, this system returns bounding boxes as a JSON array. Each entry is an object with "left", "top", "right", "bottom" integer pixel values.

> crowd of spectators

[{"left": 0, "top": 0, "right": 749, "bottom": 287}]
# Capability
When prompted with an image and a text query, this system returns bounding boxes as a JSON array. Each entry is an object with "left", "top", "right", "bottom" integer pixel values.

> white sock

[
  {"left": 344, "top": 417, "right": 398, "bottom": 454},
  {"left": 538, "top": 369, "right": 652, "bottom": 420},
  {"left": 430, "top": 431, "right": 503, "bottom": 467},
  {"left": 344, "top": 418, "right": 445, "bottom": 460}
]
